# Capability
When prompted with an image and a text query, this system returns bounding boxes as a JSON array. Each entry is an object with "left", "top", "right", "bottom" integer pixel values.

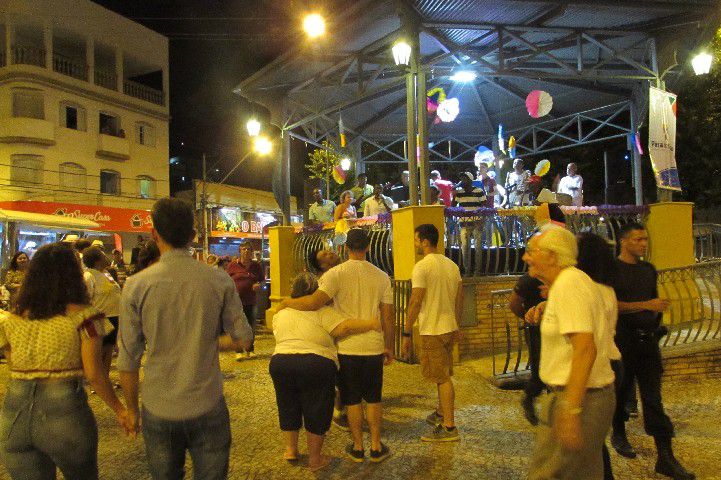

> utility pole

[{"left": 202, "top": 153, "right": 208, "bottom": 257}]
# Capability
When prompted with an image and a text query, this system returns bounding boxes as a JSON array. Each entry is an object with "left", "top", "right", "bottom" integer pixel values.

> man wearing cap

[
  {"left": 280, "top": 228, "right": 395, "bottom": 463},
  {"left": 454, "top": 172, "right": 487, "bottom": 276}
]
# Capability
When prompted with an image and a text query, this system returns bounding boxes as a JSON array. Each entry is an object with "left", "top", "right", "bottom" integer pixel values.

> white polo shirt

[
  {"left": 318, "top": 260, "right": 393, "bottom": 355},
  {"left": 411, "top": 253, "right": 461, "bottom": 336},
  {"left": 539, "top": 267, "right": 615, "bottom": 388}
]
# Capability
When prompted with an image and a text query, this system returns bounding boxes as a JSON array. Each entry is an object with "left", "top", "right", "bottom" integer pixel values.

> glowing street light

[
  {"left": 450, "top": 70, "right": 477, "bottom": 82},
  {"left": 246, "top": 118, "right": 261, "bottom": 137},
  {"left": 253, "top": 136, "right": 273, "bottom": 156},
  {"left": 692, "top": 52, "right": 713, "bottom": 75},
  {"left": 392, "top": 40, "right": 412, "bottom": 66},
  {"left": 340, "top": 157, "right": 352, "bottom": 171},
  {"left": 303, "top": 13, "right": 326, "bottom": 38}
]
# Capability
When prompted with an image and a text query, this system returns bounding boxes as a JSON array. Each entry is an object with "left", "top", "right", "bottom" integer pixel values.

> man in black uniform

[{"left": 611, "top": 222, "right": 694, "bottom": 480}]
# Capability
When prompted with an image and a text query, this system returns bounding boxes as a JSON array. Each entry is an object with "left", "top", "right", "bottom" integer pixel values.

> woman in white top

[
  {"left": 576, "top": 232, "right": 622, "bottom": 480},
  {"left": 82, "top": 247, "right": 122, "bottom": 380},
  {"left": 0, "top": 243, "right": 132, "bottom": 479},
  {"left": 271, "top": 272, "right": 379, "bottom": 472}
]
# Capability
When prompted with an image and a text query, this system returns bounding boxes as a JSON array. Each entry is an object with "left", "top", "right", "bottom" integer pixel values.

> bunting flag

[{"left": 339, "top": 115, "right": 347, "bottom": 148}]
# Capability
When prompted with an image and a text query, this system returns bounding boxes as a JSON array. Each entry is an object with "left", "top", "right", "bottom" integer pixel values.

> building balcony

[
  {"left": 12, "top": 45, "right": 45, "bottom": 68},
  {"left": 97, "top": 133, "right": 130, "bottom": 160},
  {"left": 0, "top": 117, "right": 55, "bottom": 145},
  {"left": 52, "top": 53, "right": 87, "bottom": 81},
  {"left": 124, "top": 79, "right": 164, "bottom": 106}
]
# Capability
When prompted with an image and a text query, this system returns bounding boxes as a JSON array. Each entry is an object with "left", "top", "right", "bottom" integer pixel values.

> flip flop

[{"left": 309, "top": 456, "right": 332, "bottom": 472}]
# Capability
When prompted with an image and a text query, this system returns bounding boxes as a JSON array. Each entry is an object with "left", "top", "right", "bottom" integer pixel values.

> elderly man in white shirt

[
  {"left": 523, "top": 224, "right": 615, "bottom": 480},
  {"left": 557, "top": 163, "right": 584, "bottom": 207}
]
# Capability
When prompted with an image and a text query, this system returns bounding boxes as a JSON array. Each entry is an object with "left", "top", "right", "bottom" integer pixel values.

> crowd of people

[
  {"left": 0, "top": 194, "right": 695, "bottom": 480},
  {"left": 306, "top": 159, "right": 586, "bottom": 225}
]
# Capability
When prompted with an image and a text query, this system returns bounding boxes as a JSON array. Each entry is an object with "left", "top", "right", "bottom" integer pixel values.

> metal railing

[
  {"left": 0, "top": 51, "right": 6, "bottom": 67},
  {"left": 445, "top": 207, "right": 642, "bottom": 276},
  {"left": 489, "top": 261, "right": 721, "bottom": 379},
  {"left": 94, "top": 69, "right": 117, "bottom": 90},
  {"left": 123, "top": 79, "right": 164, "bottom": 106},
  {"left": 392, "top": 279, "right": 413, "bottom": 363},
  {"left": 657, "top": 260, "right": 721, "bottom": 346},
  {"left": 694, "top": 223, "right": 721, "bottom": 261},
  {"left": 52, "top": 53, "right": 87, "bottom": 80},
  {"left": 291, "top": 220, "right": 393, "bottom": 276},
  {"left": 12, "top": 45, "right": 45, "bottom": 67}
]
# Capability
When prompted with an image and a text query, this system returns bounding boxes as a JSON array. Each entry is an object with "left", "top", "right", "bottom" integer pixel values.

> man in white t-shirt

[
  {"left": 557, "top": 163, "right": 584, "bottom": 207},
  {"left": 522, "top": 224, "right": 615, "bottom": 480},
  {"left": 280, "top": 228, "right": 395, "bottom": 464},
  {"left": 402, "top": 224, "right": 463, "bottom": 442}
]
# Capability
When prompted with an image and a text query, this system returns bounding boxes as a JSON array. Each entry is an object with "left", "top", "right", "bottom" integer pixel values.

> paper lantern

[
  {"left": 437, "top": 98, "right": 460, "bottom": 123},
  {"left": 526, "top": 90, "right": 554, "bottom": 118},
  {"left": 535, "top": 159, "right": 551, "bottom": 176},
  {"left": 426, "top": 87, "right": 446, "bottom": 113},
  {"left": 332, "top": 165, "right": 347, "bottom": 184},
  {"left": 474, "top": 146, "right": 494, "bottom": 167}
]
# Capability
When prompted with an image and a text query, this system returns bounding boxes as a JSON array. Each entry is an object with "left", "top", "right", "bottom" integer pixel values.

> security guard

[{"left": 611, "top": 222, "right": 694, "bottom": 480}]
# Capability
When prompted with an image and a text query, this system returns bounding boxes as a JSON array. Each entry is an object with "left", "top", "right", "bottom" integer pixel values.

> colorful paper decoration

[
  {"left": 332, "top": 165, "right": 347, "bottom": 184},
  {"left": 437, "top": 98, "right": 460, "bottom": 123},
  {"left": 498, "top": 124, "right": 506, "bottom": 154},
  {"left": 426, "top": 87, "right": 446, "bottom": 113},
  {"left": 339, "top": 115, "right": 346, "bottom": 148},
  {"left": 526, "top": 90, "right": 554, "bottom": 118},
  {"left": 474, "top": 146, "right": 495, "bottom": 167},
  {"left": 535, "top": 159, "right": 551, "bottom": 176},
  {"left": 508, "top": 136, "right": 517, "bottom": 158}
]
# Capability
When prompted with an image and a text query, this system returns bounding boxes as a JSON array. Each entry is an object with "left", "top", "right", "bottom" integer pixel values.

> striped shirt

[{"left": 455, "top": 186, "right": 487, "bottom": 211}]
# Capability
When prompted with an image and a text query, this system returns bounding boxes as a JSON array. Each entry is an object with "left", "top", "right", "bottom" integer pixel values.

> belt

[{"left": 548, "top": 384, "right": 613, "bottom": 393}]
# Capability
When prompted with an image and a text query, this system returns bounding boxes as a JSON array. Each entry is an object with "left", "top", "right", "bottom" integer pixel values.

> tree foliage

[
  {"left": 306, "top": 141, "right": 344, "bottom": 200},
  {"left": 676, "top": 29, "right": 721, "bottom": 208}
]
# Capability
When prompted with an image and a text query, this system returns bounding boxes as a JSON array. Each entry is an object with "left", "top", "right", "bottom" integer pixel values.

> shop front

[{"left": 0, "top": 201, "right": 153, "bottom": 262}]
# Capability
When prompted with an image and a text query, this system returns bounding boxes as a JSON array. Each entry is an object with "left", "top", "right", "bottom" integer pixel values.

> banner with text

[{"left": 649, "top": 86, "right": 681, "bottom": 191}]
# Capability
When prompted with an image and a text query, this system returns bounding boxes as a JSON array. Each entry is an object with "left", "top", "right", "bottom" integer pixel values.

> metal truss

[{"left": 509, "top": 101, "right": 632, "bottom": 158}]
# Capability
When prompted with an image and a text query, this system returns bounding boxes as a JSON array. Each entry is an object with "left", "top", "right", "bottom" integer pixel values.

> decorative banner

[
  {"left": 426, "top": 87, "right": 446, "bottom": 114},
  {"left": 0, "top": 201, "right": 153, "bottom": 232},
  {"left": 648, "top": 86, "right": 681, "bottom": 191},
  {"left": 498, "top": 124, "right": 506, "bottom": 154},
  {"left": 526, "top": 90, "right": 553, "bottom": 118},
  {"left": 339, "top": 115, "right": 347, "bottom": 148},
  {"left": 474, "top": 146, "right": 494, "bottom": 167},
  {"left": 508, "top": 135, "right": 517, "bottom": 158}
]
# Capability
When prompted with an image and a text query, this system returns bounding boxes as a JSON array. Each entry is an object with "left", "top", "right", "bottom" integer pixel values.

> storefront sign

[
  {"left": 0, "top": 201, "right": 153, "bottom": 232},
  {"left": 211, "top": 207, "right": 277, "bottom": 239}
]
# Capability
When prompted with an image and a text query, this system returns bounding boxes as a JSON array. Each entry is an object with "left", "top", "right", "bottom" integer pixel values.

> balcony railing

[
  {"left": 94, "top": 69, "right": 117, "bottom": 90},
  {"left": 12, "top": 45, "right": 45, "bottom": 67},
  {"left": 52, "top": 53, "right": 87, "bottom": 81},
  {"left": 0, "top": 51, "right": 5, "bottom": 67},
  {"left": 123, "top": 79, "right": 164, "bottom": 106}
]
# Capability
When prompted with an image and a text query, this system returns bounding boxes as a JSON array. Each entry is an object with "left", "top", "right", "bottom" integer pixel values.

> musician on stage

[{"left": 505, "top": 159, "right": 532, "bottom": 207}]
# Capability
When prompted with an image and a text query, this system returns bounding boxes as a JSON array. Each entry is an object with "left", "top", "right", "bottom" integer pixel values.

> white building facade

[{"left": 0, "top": 0, "right": 168, "bottom": 244}]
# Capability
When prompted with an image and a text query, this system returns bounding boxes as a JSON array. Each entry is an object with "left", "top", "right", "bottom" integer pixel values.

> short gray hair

[
  {"left": 290, "top": 272, "right": 319, "bottom": 298},
  {"left": 535, "top": 223, "right": 577, "bottom": 268}
]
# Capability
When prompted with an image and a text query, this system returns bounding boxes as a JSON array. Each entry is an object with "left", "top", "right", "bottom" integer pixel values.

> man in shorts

[
  {"left": 281, "top": 228, "right": 395, "bottom": 463},
  {"left": 402, "top": 223, "right": 463, "bottom": 442}
]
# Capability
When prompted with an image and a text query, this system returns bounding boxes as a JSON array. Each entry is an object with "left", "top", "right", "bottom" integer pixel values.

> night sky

[{"left": 91, "top": 0, "right": 325, "bottom": 194}]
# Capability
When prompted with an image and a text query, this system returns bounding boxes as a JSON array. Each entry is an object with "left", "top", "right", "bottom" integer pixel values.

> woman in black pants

[{"left": 271, "top": 272, "right": 379, "bottom": 472}]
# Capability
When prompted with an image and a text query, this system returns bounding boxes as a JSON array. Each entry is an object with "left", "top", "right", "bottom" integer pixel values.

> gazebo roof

[{"left": 235, "top": 0, "right": 719, "bottom": 149}]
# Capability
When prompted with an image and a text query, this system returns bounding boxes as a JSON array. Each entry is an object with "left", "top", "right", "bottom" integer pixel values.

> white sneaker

[
  {"left": 235, "top": 353, "right": 245, "bottom": 361},
  {"left": 246, "top": 352, "right": 256, "bottom": 358}
]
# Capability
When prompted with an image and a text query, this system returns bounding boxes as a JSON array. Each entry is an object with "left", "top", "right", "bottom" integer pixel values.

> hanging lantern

[{"left": 526, "top": 90, "right": 554, "bottom": 118}]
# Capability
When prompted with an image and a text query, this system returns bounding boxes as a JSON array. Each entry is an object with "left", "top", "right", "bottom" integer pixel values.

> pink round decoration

[{"left": 526, "top": 90, "right": 553, "bottom": 118}]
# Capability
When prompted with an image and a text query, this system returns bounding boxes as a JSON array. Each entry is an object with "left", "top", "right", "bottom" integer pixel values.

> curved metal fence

[
  {"left": 489, "top": 261, "right": 721, "bottom": 379},
  {"left": 694, "top": 223, "right": 721, "bottom": 261},
  {"left": 291, "top": 221, "right": 393, "bottom": 276}
]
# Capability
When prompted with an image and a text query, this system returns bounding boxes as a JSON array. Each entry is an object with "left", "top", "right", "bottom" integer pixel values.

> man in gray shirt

[{"left": 118, "top": 198, "right": 252, "bottom": 480}]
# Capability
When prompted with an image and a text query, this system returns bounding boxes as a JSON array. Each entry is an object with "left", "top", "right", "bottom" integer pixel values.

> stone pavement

[{"left": 0, "top": 335, "right": 720, "bottom": 479}]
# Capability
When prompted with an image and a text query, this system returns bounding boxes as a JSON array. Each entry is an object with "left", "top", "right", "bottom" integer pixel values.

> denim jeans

[
  {"left": 0, "top": 377, "right": 98, "bottom": 480},
  {"left": 142, "top": 397, "right": 231, "bottom": 480},
  {"left": 460, "top": 222, "right": 482, "bottom": 275}
]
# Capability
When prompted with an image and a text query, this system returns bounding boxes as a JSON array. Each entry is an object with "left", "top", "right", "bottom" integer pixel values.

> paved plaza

[{"left": 0, "top": 335, "right": 719, "bottom": 479}]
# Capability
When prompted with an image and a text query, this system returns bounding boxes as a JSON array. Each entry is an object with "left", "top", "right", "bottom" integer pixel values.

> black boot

[
  {"left": 654, "top": 436, "right": 695, "bottom": 480},
  {"left": 610, "top": 428, "right": 637, "bottom": 459},
  {"left": 520, "top": 394, "right": 538, "bottom": 426}
]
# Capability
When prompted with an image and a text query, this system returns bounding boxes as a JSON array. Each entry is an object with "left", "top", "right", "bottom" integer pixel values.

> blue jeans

[
  {"left": 142, "top": 397, "right": 231, "bottom": 480},
  {"left": 0, "top": 377, "right": 98, "bottom": 480}
]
